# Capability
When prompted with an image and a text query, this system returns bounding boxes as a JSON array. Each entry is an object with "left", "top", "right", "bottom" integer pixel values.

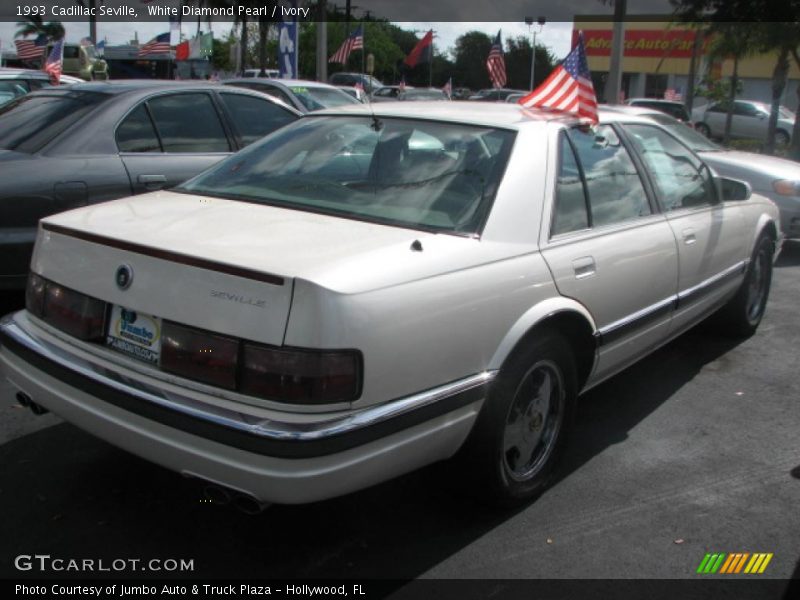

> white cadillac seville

[{"left": 0, "top": 102, "right": 782, "bottom": 508}]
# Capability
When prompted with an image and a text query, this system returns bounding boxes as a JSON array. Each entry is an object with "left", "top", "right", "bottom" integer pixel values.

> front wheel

[
  {"left": 695, "top": 122, "right": 711, "bottom": 138},
  {"left": 462, "top": 331, "right": 577, "bottom": 507},
  {"left": 714, "top": 234, "right": 774, "bottom": 337}
]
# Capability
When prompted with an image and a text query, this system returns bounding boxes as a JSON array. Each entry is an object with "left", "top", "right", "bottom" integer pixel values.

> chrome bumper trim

[{"left": 0, "top": 313, "right": 495, "bottom": 442}]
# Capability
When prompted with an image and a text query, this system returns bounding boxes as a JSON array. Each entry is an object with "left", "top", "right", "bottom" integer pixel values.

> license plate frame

[{"left": 105, "top": 305, "right": 162, "bottom": 365}]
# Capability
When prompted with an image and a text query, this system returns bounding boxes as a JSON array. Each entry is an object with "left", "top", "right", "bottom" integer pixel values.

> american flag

[
  {"left": 139, "top": 32, "right": 171, "bottom": 57},
  {"left": 43, "top": 39, "right": 64, "bottom": 84},
  {"left": 15, "top": 35, "right": 48, "bottom": 60},
  {"left": 486, "top": 30, "right": 506, "bottom": 89},
  {"left": 329, "top": 25, "right": 364, "bottom": 64},
  {"left": 518, "top": 31, "right": 598, "bottom": 124}
]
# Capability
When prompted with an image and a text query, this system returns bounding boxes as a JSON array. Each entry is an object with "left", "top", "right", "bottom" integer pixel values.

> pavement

[{"left": 0, "top": 245, "right": 798, "bottom": 589}]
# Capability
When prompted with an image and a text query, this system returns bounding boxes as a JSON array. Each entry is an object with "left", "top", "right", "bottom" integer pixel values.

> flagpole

[{"left": 361, "top": 24, "right": 365, "bottom": 82}]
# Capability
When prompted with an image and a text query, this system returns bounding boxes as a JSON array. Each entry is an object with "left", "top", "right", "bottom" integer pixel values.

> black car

[
  {"left": 468, "top": 88, "right": 526, "bottom": 102},
  {"left": 0, "top": 80, "right": 301, "bottom": 290}
]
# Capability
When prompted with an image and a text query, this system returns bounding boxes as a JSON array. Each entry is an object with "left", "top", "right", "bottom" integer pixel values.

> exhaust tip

[
  {"left": 15, "top": 392, "right": 31, "bottom": 408},
  {"left": 29, "top": 402, "right": 49, "bottom": 416},
  {"left": 203, "top": 485, "right": 232, "bottom": 506},
  {"left": 232, "top": 493, "right": 270, "bottom": 515}
]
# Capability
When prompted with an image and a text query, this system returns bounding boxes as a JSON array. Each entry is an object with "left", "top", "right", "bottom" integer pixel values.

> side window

[
  {"left": 623, "top": 123, "right": 715, "bottom": 211},
  {"left": 146, "top": 93, "right": 230, "bottom": 153},
  {"left": 63, "top": 46, "right": 80, "bottom": 59},
  {"left": 218, "top": 93, "right": 296, "bottom": 148},
  {"left": 567, "top": 125, "right": 651, "bottom": 227},
  {"left": 734, "top": 102, "right": 758, "bottom": 117},
  {"left": 552, "top": 133, "right": 589, "bottom": 236},
  {"left": 116, "top": 104, "right": 161, "bottom": 152}
]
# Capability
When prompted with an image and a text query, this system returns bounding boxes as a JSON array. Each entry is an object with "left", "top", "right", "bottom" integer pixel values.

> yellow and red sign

[{"left": 576, "top": 29, "right": 701, "bottom": 58}]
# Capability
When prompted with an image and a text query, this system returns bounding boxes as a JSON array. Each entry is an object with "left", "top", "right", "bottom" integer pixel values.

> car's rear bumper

[{"left": 0, "top": 312, "right": 492, "bottom": 504}]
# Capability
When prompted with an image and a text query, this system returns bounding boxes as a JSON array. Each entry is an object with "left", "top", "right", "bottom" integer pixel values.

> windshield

[
  {"left": 403, "top": 89, "right": 447, "bottom": 101},
  {"left": 177, "top": 116, "right": 515, "bottom": 235},
  {"left": 289, "top": 86, "right": 359, "bottom": 111},
  {"left": 648, "top": 113, "right": 721, "bottom": 152},
  {"left": 0, "top": 91, "right": 108, "bottom": 152}
]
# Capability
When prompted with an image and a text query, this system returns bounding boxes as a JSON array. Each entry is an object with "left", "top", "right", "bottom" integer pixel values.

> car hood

[
  {"left": 699, "top": 150, "right": 800, "bottom": 189},
  {"left": 39, "top": 190, "right": 501, "bottom": 294}
]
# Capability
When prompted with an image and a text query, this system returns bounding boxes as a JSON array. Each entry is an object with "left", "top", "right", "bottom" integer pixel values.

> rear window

[
  {"left": 0, "top": 91, "right": 108, "bottom": 153},
  {"left": 178, "top": 116, "right": 515, "bottom": 235}
]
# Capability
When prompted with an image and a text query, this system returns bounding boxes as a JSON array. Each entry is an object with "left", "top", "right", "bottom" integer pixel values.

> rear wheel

[
  {"left": 695, "top": 122, "right": 711, "bottom": 138},
  {"left": 463, "top": 331, "right": 577, "bottom": 506},
  {"left": 714, "top": 234, "right": 774, "bottom": 337},
  {"left": 775, "top": 130, "right": 790, "bottom": 148}
]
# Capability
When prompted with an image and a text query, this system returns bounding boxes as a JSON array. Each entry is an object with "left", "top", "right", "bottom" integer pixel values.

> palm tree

[{"left": 16, "top": 16, "right": 66, "bottom": 41}]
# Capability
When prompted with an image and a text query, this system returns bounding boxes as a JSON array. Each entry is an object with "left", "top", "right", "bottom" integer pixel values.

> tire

[
  {"left": 462, "top": 330, "right": 578, "bottom": 507},
  {"left": 695, "top": 122, "right": 711, "bottom": 138},
  {"left": 775, "top": 130, "right": 790, "bottom": 148},
  {"left": 714, "top": 234, "right": 774, "bottom": 337}
]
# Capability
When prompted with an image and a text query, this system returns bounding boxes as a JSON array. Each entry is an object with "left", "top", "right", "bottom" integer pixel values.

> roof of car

[
  {"left": 37, "top": 79, "right": 225, "bottom": 95},
  {"left": 626, "top": 98, "right": 684, "bottom": 106},
  {"left": 225, "top": 78, "right": 339, "bottom": 89},
  {"left": 312, "top": 101, "right": 666, "bottom": 130}
]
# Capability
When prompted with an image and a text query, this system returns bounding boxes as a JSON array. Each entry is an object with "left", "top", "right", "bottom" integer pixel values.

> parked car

[
  {"left": 0, "top": 68, "right": 52, "bottom": 105},
  {"left": 468, "top": 88, "right": 526, "bottom": 102},
  {"left": 398, "top": 88, "right": 449, "bottom": 101},
  {"left": 624, "top": 98, "right": 691, "bottom": 122},
  {"left": 328, "top": 72, "right": 382, "bottom": 93},
  {"left": 607, "top": 104, "right": 800, "bottom": 240},
  {"left": 452, "top": 87, "right": 473, "bottom": 100},
  {"left": 241, "top": 68, "right": 280, "bottom": 79},
  {"left": 505, "top": 92, "right": 525, "bottom": 103},
  {"left": 692, "top": 100, "right": 794, "bottom": 145},
  {"left": 337, "top": 85, "right": 367, "bottom": 102},
  {"left": 370, "top": 85, "right": 408, "bottom": 102},
  {"left": 55, "top": 42, "right": 108, "bottom": 81},
  {"left": 0, "top": 80, "right": 300, "bottom": 290},
  {"left": 0, "top": 103, "right": 780, "bottom": 509},
  {"left": 224, "top": 78, "right": 359, "bottom": 113}
]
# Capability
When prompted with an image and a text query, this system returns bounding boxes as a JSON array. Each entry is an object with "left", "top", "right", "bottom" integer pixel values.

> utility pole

[
  {"left": 604, "top": 0, "right": 627, "bottom": 104},
  {"left": 316, "top": 0, "right": 327, "bottom": 82},
  {"left": 525, "top": 16, "right": 546, "bottom": 90}
]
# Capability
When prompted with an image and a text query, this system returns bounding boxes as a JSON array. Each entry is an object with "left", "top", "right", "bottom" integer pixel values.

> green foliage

[
  {"left": 15, "top": 16, "right": 65, "bottom": 41},
  {"left": 453, "top": 31, "right": 493, "bottom": 90},
  {"left": 695, "top": 74, "right": 742, "bottom": 104}
]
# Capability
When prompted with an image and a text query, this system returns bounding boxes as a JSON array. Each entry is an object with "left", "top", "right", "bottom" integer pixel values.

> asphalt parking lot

[{"left": 0, "top": 244, "right": 798, "bottom": 590}]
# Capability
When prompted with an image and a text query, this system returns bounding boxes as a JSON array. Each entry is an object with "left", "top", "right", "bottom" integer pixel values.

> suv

[
  {"left": 624, "top": 98, "right": 690, "bottom": 122},
  {"left": 0, "top": 68, "right": 51, "bottom": 105},
  {"left": 52, "top": 43, "right": 108, "bottom": 81},
  {"left": 328, "top": 72, "right": 382, "bottom": 93}
]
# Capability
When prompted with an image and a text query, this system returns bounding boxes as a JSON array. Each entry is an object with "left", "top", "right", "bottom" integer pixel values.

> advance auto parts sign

[{"left": 578, "top": 29, "right": 703, "bottom": 59}]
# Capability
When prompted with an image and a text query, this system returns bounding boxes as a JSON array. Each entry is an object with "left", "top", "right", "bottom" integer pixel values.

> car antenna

[{"left": 364, "top": 83, "right": 382, "bottom": 131}]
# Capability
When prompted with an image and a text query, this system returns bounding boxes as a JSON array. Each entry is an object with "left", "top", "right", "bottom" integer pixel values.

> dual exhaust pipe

[
  {"left": 16, "top": 392, "right": 48, "bottom": 416},
  {"left": 203, "top": 484, "right": 271, "bottom": 515}
]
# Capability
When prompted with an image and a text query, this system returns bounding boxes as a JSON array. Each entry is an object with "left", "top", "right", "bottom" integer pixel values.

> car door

[
  {"left": 215, "top": 91, "right": 298, "bottom": 148},
  {"left": 540, "top": 125, "right": 679, "bottom": 384},
  {"left": 117, "top": 92, "right": 234, "bottom": 195},
  {"left": 620, "top": 122, "right": 746, "bottom": 335},
  {"left": 703, "top": 103, "right": 727, "bottom": 136},
  {"left": 733, "top": 101, "right": 768, "bottom": 139}
]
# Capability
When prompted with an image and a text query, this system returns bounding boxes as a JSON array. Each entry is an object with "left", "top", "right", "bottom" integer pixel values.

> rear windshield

[
  {"left": 178, "top": 116, "right": 515, "bottom": 235},
  {"left": 0, "top": 91, "right": 108, "bottom": 153}
]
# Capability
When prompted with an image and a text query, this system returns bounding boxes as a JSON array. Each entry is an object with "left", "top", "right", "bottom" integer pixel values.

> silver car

[
  {"left": 692, "top": 99, "right": 795, "bottom": 146},
  {"left": 0, "top": 103, "right": 781, "bottom": 508},
  {"left": 609, "top": 105, "right": 800, "bottom": 240}
]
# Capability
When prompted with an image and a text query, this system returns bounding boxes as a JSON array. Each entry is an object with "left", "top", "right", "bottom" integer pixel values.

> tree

[
  {"left": 453, "top": 31, "right": 493, "bottom": 90},
  {"left": 504, "top": 36, "right": 557, "bottom": 91},
  {"left": 15, "top": 16, "right": 65, "bottom": 41}
]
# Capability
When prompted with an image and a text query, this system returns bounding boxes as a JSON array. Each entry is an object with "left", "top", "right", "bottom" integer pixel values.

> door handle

[
  {"left": 572, "top": 256, "right": 596, "bottom": 279},
  {"left": 682, "top": 228, "right": 697, "bottom": 245},
  {"left": 138, "top": 174, "right": 167, "bottom": 189}
]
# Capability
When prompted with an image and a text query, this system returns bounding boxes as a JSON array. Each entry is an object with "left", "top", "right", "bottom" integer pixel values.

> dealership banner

[{"left": 278, "top": 0, "right": 299, "bottom": 79}]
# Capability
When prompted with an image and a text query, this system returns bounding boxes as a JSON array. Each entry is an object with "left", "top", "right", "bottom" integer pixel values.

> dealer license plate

[{"left": 105, "top": 305, "right": 162, "bottom": 365}]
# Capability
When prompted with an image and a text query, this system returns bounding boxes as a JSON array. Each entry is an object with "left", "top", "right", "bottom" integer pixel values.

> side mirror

[{"left": 717, "top": 176, "right": 752, "bottom": 201}]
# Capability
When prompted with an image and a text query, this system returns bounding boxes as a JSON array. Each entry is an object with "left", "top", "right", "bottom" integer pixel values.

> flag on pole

[
  {"left": 14, "top": 34, "right": 48, "bottom": 60},
  {"left": 403, "top": 30, "right": 433, "bottom": 68},
  {"left": 442, "top": 77, "right": 452, "bottom": 99},
  {"left": 486, "top": 30, "right": 506, "bottom": 89},
  {"left": 175, "top": 40, "right": 190, "bottom": 61},
  {"left": 96, "top": 39, "right": 106, "bottom": 53},
  {"left": 43, "top": 38, "right": 64, "bottom": 84},
  {"left": 329, "top": 25, "right": 363, "bottom": 64},
  {"left": 518, "top": 31, "right": 598, "bottom": 124},
  {"left": 139, "top": 32, "right": 171, "bottom": 57}
]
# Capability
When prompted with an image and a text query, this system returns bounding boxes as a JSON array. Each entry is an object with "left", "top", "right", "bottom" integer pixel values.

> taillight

[
  {"left": 240, "top": 344, "right": 361, "bottom": 404},
  {"left": 160, "top": 322, "right": 239, "bottom": 390},
  {"left": 41, "top": 280, "right": 106, "bottom": 340},
  {"left": 25, "top": 273, "right": 46, "bottom": 318}
]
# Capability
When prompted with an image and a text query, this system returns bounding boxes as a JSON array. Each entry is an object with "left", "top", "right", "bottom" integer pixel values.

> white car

[
  {"left": 0, "top": 103, "right": 781, "bottom": 509},
  {"left": 692, "top": 99, "right": 795, "bottom": 146},
  {"left": 609, "top": 105, "right": 800, "bottom": 240}
]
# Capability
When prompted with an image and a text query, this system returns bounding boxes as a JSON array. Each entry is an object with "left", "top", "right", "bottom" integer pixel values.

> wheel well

[
  {"left": 761, "top": 220, "right": 778, "bottom": 242},
  {"left": 509, "top": 312, "right": 596, "bottom": 391}
]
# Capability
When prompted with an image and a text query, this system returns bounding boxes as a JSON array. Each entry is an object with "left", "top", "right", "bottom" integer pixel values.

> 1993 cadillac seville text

[{"left": 0, "top": 103, "right": 781, "bottom": 506}]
